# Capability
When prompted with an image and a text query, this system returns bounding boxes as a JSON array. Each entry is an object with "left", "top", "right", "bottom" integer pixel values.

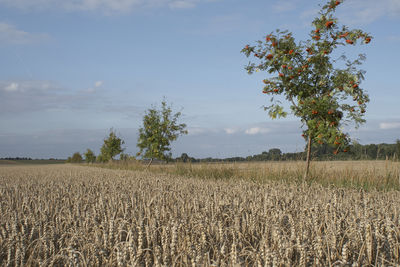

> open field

[
  {"left": 99, "top": 160, "right": 400, "bottom": 191},
  {"left": 1, "top": 164, "right": 400, "bottom": 266}
]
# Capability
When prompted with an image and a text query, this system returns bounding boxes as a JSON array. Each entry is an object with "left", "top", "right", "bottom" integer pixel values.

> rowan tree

[
  {"left": 241, "top": 0, "right": 372, "bottom": 178},
  {"left": 137, "top": 100, "right": 187, "bottom": 166}
]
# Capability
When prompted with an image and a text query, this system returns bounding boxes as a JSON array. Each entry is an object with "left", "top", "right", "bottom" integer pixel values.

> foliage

[
  {"left": 84, "top": 149, "right": 96, "bottom": 163},
  {"left": 99, "top": 129, "right": 125, "bottom": 162},
  {"left": 66, "top": 152, "right": 83, "bottom": 163},
  {"left": 178, "top": 153, "right": 196, "bottom": 163},
  {"left": 396, "top": 139, "right": 400, "bottom": 160},
  {"left": 241, "top": 0, "right": 372, "bottom": 155},
  {"left": 96, "top": 154, "right": 106, "bottom": 163},
  {"left": 137, "top": 100, "right": 187, "bottom": 162}
]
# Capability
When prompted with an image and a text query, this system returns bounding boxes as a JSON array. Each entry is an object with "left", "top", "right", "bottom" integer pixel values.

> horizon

[
  {"left": 1, "top": 139, "right": 398, "bottom": 160},
  {"left": 1, "top": 0, "right": 399, "bottom": 159}
]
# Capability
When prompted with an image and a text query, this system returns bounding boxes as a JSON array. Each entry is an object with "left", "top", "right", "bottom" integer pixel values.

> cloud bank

[
  {"left": 0, "top": 0, "right": 217, "bottom": 13},
  {"left": 0, "top": 22, "right": 49, "bottom": 45}
]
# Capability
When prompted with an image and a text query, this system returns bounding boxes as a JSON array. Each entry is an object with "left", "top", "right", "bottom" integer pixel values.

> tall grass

[{"left": 94, "top": 160, "right": 400, "bottom": 191}]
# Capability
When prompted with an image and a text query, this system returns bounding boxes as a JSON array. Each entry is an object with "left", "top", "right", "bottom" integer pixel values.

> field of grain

[
  {"left": 1, "top": 164, "right": 400, "bottom": 266},
  {"left": 102, "top": 160, "right": 400, "bottom": 191}
]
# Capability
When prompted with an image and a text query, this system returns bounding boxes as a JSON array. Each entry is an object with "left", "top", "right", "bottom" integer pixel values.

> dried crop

[{"left": 1, "top": 164, "right": 400, "bottom": 266}]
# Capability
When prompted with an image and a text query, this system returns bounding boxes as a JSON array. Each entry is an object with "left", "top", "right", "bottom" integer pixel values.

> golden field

[
  {"left": 1, "top": 162, "right": 400, "bottom": 266},
  {"left": 101, "top": 160, "right": 400, "bottom": 191}
]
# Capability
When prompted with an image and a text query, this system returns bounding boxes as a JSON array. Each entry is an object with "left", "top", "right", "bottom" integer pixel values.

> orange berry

[
  {"left": 325, "top": 21, "right": 334, "bottom": 28},
  {"left": 346, "top": 39, "right": 354, "bottom": 44},
  {"left": 266, "top": 54, "right": 273, "bottom": 60}
]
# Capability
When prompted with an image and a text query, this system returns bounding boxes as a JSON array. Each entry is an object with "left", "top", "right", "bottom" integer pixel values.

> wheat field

[{"left": 1, "top": 163, "right": 400, "bottom": 266}]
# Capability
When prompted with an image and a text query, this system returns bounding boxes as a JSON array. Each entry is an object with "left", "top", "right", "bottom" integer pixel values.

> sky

[{"left": 0, "top": 0, "right": 399, "bottom": 159}]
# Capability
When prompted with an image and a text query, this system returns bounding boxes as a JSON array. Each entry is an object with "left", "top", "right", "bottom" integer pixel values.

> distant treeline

[
  {"left": 0, "top": 157, "right": 62, "bottom": 161},
  {"left": 1, "top": 157, "right": 33, "bottom": 160},
  {"left": 177, "top": 141, "right": 400, "bottom": 162}
]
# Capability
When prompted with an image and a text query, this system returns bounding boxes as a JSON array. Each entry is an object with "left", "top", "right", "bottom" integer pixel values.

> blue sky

[{"left": 0, "top": 0, "right": 399, "bottom": 159}]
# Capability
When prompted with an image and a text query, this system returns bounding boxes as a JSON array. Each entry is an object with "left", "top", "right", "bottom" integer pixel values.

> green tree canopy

[
  {"left": 137, "top": 100, "right": 187, "bottom": 165},
  {"left": 99, "top": 129, "right": 125, "bottom": 162},
  {"left": 67, "top": 152, "right": 83, "bottom": 163},
  {"left": 84, "top": 149, "right": 96, "bottom": 163},
  {"left": 241, "top": 0, "right": 372, "bottom": 178}
]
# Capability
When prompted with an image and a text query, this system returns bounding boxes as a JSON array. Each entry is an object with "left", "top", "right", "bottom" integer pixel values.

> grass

[{"left": 92, "top": 159, "right": 400, "bottom": 191}]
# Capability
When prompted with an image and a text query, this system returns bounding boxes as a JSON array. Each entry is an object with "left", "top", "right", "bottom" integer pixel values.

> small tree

[
  {"left": 137, "top": 100, "right": 188, "bottom": 166},
  {"left": 96, "top": 154, "right": 106, "bottom": 163},
  {"left": 99, "top": 129, "right": 125, "bottom": 162},
  {"left": 241, "top": 0, "right": 372, "bottom": 178},
  {"left": 180, "top": 153, "right": 190, "bottom": 163},
  {"left": 68, "top": 152, "right": 83, "bottom": 163},
  {"left": 84, "top": 149, "right": 96, "bottom": 163}
]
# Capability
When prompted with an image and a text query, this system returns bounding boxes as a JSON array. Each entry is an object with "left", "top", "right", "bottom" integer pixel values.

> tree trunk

[
  {"left": 304, "top": 135, "right": 312, "bottom": 180},
  {"left": 146, "top": 158, "right": 153, "bottom": 169}
]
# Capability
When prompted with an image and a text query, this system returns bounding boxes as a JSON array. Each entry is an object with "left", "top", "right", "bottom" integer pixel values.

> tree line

[
  {"left": 174, "top": 140, "right": 400, "bottom": 163},
  {"left": 66, "top": 100, "right": 187, "bottom": 165}
]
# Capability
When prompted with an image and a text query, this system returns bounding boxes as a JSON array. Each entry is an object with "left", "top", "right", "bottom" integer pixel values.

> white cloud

[
  {"left": 169, "top": 0, "right": 196, "bottom": 9},
  {"left": 187, "top": 127, "right": 220, "bottom": 135},
  {"left": 336, "top": 0, "right": 400, "bottom": 25},
  {"left": 0, "top": 80, "right": 92, "bottom": 114},
  {"left": 94, "top": 81, "right": 103, "bottom": 87},
  {"left": 0, "top": 22, "right": 49, "bottom": 45},
  {"left": 4, "top": 82, "right": 19, "bottom": 92},
  {"left": 0, "top": 0, "right": 216, "bottom": 13},
  {"left": 245, "top": 127, "right": 270, "bottom": 135},
  {"left": 379, "top": 122, "right": 400, "bottom": 130},
  {"left": 224, "top": 128, "right": 238, "bottom": 134},
  {"left": 0, "top": 80, "right": 55, "bottom": 93}
]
